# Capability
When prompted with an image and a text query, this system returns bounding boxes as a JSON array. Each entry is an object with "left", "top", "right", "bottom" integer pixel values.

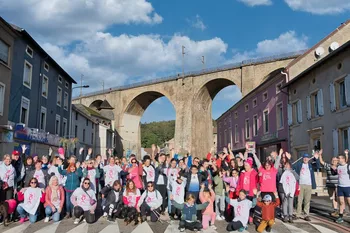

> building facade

[
  {"left": 0, "top": 17, "right": 17, "bottom": 153},
  {"left": 287, "top": 40, "right": 350, "bottom": 161},
  {"left": 217, "top": 69, "right": 289, "bottom": 160},
  {"left": 5, "top": 22, "right": 76, "bottom": 155},
  {"left": 72, "top": 104, "right": 114, "bottom": 158}
]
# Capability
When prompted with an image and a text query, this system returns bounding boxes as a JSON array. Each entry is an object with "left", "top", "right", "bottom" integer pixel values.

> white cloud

[
  {"left": 231, "top": 31, "right": 308, "bottom": 62},
  {"left": 0, "top": 0, "right": 162, "bottom": 44},
  {"left": 284, "top": 0, "right": 350, "bottom": 15},
  {"left": 237, "top": 0, "right": 272, "bottom": 7},
  {"left": 43, "top": 33, "right": 228, "bottom": 93},
  {"left": 190, "top": 15, "right": 207, "bottom": 31}
]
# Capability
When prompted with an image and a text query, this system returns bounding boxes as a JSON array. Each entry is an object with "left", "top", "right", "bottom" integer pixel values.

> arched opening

[
  {"left": 121, "top": 91, "right": 176, "bottom": 158},
  {"left": 192, "top": 78, "right": 241, "bottom": 157}
]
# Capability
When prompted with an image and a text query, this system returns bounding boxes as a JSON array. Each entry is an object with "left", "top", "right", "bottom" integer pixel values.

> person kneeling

[
  {"left": 171, "top": 194, "right": 209, "bottom": 232},
  {"left": 71, "top": 178, "right": 97, "bottom": 224},
  {"left": 137, "top": 182, "right": 162, "bottom": 222},
  {"left": 256, "top": 192, "right": 280, "bottom": 233},
  {"left": 225, "top": 187, "right": 257, "bottom": 232},
  {"left": 101, "top": 180, "right": 123, "bottom": 222}
]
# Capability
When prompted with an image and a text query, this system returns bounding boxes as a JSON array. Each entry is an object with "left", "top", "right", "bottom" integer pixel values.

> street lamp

[{"left": 68, "top": 85, "right": 90, "bottom": 139}]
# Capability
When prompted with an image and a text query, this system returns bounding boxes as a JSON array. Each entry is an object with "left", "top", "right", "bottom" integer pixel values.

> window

[
  {"left": 58, "top": 75, "right": 62, "bottom": 83},
  {"left": 235, "top": 124, "right": 239, "bottom": 143},
  {"left": 40, "top": 107, "right": 47, "bottom": 131},
  {"left": 263, "top": 91, "right": 268, "bottom": 102},
  {"left": 44, "top": 62, "right": 49, "bottom": 72},
  {"left": 253, "top": 115, "right": 258, "bottom": 136},
  {"left": 0, "top": 39, "right": 9, "bottom": 64},
  {"left": 276, "top": 82, "right": 283, "bottom": 94},
  {"left": 245, "top": 119, "right": 250, "bottom": 139},
  {"left": 0, "top": 83, "right": 5, "bottom": 116},
  {"left": 253, "top": 98, "right": 257, "bottom": 108},
  {"left": 308, "top": 89, "right": 324, "bottom": 119},
  {"left": 64, "top": 92, "right": 68, "bottom": 110},
  {"left": 23, "top": 60, "right": 32, "bottom": 88},
  {"left": 86, "top": 119, "right": 89, "bottom": 126},
  {"left": 65, "top": 81, "right": 69, "bottom": 89},
  {"left": 339, "top": 80, "right": 346, "bottom": 108},
  {"left": 83, "top": 129, "right": 86, "bottom": 142},
  {"left": 63, "top": 118, "right": 67, "bottom": 137},
  {"left": 341, "top": 128, "right": 350, "bottom": 152},
  {"left": 20, "top": 97, "right": 30, "bottom": 125},
  {"left": 57, "top": 87, "right": 62, "bottom": 106},
  {"left": 234, "top": 111, "right": 238, "bottom": 119},
  {"left": 292, "top": 100, "right": 302, "bottom": 124},
  {"left": 91, "top": 133, "right": 94, "bottom": 144},
  {"left": 42, "top": 75, "right": 48, "bottom": 98},
  {"left": 26, "top": 46, "right": 33, "bottom": 58},
  {"left": 92, "top": 122, "right": 94, "bottom": 129},
  {"left": 263, "top": 110, "right": 269, "bottom": 134},
  {"left": 277, "top": 103, "right": 284, "bottom": 129},
  {"left": 75, "top": 112, "right": 78, "bottom": 120},
  {"left": 245, "top": 104, "right": 249, "bottom": 112},
  {"left": 75, "top": 125, "right": 78, "bottom": 138},
  {"left": 55, "top": 115, "right": 61, "bottom": 135}
]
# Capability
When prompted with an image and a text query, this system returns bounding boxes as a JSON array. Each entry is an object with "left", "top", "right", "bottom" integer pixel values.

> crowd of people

[{"left": 0, "top": 143, "right": 349, "bottom": 233}]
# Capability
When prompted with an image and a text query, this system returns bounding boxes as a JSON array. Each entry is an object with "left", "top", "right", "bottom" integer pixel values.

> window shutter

[
  {"left": 297, "top": 100, "right": 302, "bottom": 123},
  {"left": 317, "top": 89, "right": 324, "bottom": 116},
  {"left": 287, "top": 104, "right": 293, "bottom": 126},
  {"left": 329, "top": 82, "right": 336, "bottom": 112},
  {"left": 345, "top": 74, "right": 350, "bottom": 106},
  {"left": 348, "top": 127, "right": 350, "bottom": 151},
  {"left": 332, "top": 129, "right": 339, "bottom": 156},
  {"left": 306, "top": 96, "right": 311, "bottom": 120}
]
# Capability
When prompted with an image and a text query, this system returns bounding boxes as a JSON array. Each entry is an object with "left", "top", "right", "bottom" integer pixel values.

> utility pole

[
  {"left": 79, "top": 74, "right": 84, "bottom": 104},
  {"left": 182, "top": 46, "right": 185, "bottom": 78},
  {"left": 201, "top": 55, "right": 205, "bottom": 71}
]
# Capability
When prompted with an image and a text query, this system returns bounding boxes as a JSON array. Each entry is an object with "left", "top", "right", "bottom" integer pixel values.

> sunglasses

[
  {"left": 84, "top": 182, "right": 90, "bottom": 185},
  {"left": 147, "top": 185, "right": 153, "bottom": 188},
  {"left": 131, "top": 161, "right": 137, "bottom": 164},
  {"left": 30, "top": 181, "right": 37, "bottom": 184}
]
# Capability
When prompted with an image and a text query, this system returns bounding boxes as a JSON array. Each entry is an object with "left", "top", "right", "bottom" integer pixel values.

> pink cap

[
  {"left": 245, "top": 157, "right": 253, "bottom": 167},
  {"left": 58, "top": 147, "right": 65, "bottom": 155}
]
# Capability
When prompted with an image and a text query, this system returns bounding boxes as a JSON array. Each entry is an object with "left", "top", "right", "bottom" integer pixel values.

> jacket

[
  {"left": 213, "top": 175, "right": 224, "bottom": 195},
  {"left": 172, "top": 201, "right": 209, "bottom": 222},
  {"left": 58, "top": 166, "right": 83, "bottom": 192},
  {"left": 256, "top": 197, "right": 280, "bottom": 221},
  {"left": 185, "top": 172, "right": 207, "bottom": 192},
  {"left": 44, "top": 186, "right": 65, "bottom": 210},
  {"left": 154, "top": 162, "right": 168, "bottom": 185},
  {"left": 236, "top": 169, "right": 258, "bottom": 197},
  {"left": 101, "top": 186, "right": 123, "bottom": 208},
  {"left": 293, "top": 158, "right": 320, "bottom": 189}
]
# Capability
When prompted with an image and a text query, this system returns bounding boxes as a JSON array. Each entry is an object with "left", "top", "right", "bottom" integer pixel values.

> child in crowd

[
  {"left": 199, "top": 183, "right": 217, "bottom": 230},
  {"left": 256, "top": 192, "right": 280, "bottom": 233},
  {"left": 82, "top": 159, "right": 100, "bottom": 193},
  {"left": 280, "top": 161, "right": 298, "bottom": 223},
  {"left": 171, "top": 194, "right": 209, "bottom": 232},
  {"left": 169, "top": 176, "right": 186, "bottom": 220},
  {"left": 213, "top": 169, "right": 226, "bottom": 221},
  {"left": 225, "top": 186, "right": 257, "bottom": 232}
]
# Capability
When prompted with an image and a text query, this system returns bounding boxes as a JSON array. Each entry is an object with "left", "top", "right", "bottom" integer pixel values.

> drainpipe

[{"left": 281, "top": 69, "right": 289, "bottom": 83}]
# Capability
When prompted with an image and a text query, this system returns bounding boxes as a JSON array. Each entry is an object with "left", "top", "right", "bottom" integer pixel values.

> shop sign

[
  {"left": 245, "top": 141, "right": 256, "bottom": 153},
  {"left": 14, "top": 124, "right": 61, "bottom": 146},
  {"left": 261, "top": 132, "right": 278, "bottom": 142}
]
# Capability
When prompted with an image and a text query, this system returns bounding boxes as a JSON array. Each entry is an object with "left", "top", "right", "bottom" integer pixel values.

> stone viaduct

[{"left": 73, "top": 52, "right": 302, "bottom": 158}]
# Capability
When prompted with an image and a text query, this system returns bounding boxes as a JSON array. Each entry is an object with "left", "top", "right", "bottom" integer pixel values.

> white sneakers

[
  {"left": 74, "top": 218, "right": 80, "bottom": 225},
  {"left": 216, "top": 215, "right": 225, "bottom": 221},
  {"left": 180, "top": 228, "right": 185, "bottom": 232},
  {"left": 44, "top": 217, "right": 50, "bottom": 223},
  {"left": 103, "top": 212, "right": 108, "bottom": 217},
  {"left": 211, "top": 225, "right": 217, "bottom": 230}
]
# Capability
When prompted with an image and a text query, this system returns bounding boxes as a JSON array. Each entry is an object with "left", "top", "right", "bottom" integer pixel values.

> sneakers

[
  {"left": 103, "top": 212, "right": 108, "bottom": 218},
  {"left": 304, "top": 216, "right": 311, "bottom": 222},
  {"left": 335, "top": 217, "right": 344, "bottom": 223},
  {"left": 216, "top": 215, "right": 222, "bottom": 221},
  {"left": 282, "top": 217, "right": 288, "bottom": 223},
  {"left": 19, "top": 218, "right": 26, "bottom": 223},
  {"left": 211, "top": 225, "right": 217, "bottom": 230},
  {"left": 266, "top": 226, "right": 271, "bottom": 232},
  {"left": 289, "top": 217, "right": 294, "bottom": 223},
  {"left": 107, "top": 217, "right": 115, "bottom": 222},
  {"left": 74, "top": 218, "right": 80, "bottom": 225},
  {"left": 179, "top": 228, "right": 185, "bottom": 232},
  {"left": 330, "top": 211, "right": 339, "bottom": 218},
  {"left": 44, "top": 217, "right": 50, "bottom": 223}
]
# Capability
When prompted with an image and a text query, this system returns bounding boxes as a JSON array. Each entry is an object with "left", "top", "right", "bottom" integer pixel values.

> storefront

[{"left": 257, "top": 132, "right": 288, "bottom": 161}]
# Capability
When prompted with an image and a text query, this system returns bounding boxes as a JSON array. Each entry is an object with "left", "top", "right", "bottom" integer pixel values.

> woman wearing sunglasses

[
  {"left": 127, "top": 158, "right": 143, "bottom": 190},
  {"left": 16, "top": 178, "right": 45, "bottom": 223},
  {"left": 137, "top": 181, "right": 163, "bottom": 222},
  {"left": 71, "top": 177, "right": 97, "bottom": 224}
]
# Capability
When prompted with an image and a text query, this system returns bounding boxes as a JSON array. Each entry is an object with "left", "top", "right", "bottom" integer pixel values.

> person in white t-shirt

[
  {"left": 142, "top": 156, "right": 156, "bottom": 187},
  {"left": 137, "top": 181, "right": 162, "bottom": 222},
  {"left": 0, "top": 154, "right": 16, "bottom": 201},
  {"left": 335, "top": 150, "right": 350, "bottom": 224},
  {"left": 122, "top": 180, "right": 141, "bottom": 225},
  {"left": 71, "top": 178, "right": 97, "bottom": 224}
]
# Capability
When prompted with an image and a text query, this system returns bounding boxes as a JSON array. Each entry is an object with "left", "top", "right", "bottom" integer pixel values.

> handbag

[{"left": 83, "top": 189, "right": 97, "bottom": 205}]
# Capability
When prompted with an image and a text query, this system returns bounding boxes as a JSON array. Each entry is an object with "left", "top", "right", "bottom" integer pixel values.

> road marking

[
  {"left": 3, "top": 222, "right": 30, "bottom": 233},
  {"left": 282, "top": 222, "right": 309, "bottom": 233},
  {"left": 131, "top": 222, "right": 153, "bottom": 233},
  {"left": 66, "top": 222, "right": 88, "bottom": 233},
  {"left": 310, "top": 223, "right": 339, "bottom": 233},
  {"left": 99, "top": 223, "right": 120, "bottom": 233},
  {"left": 33, "top": 222, "right": 61, "bottom": 233},
  {"left": 164, "top": 220, "right": 181, "bottom": 233}
]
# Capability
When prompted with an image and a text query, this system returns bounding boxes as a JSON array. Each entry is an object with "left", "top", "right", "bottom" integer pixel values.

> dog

[
  {"left": 0, "top": 199, "right": 17, "bottom": 226},
  {"left": 121, "top": 205, "right": 139, "bottom": 226}
]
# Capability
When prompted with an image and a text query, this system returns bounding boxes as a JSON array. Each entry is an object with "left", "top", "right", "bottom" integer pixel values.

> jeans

[
  {"left": 282, "top": 194, "right": 294, "bottom": 217},
  {"left": 66, "top": 191, "right": 73, "bottom": 214},
  {"left": 17, "top": 205, "right": 37, "bottom": 223},
  {"left": 215, "top": 194, "right": 225, "bottom": 215},
  {"left": 45, "top": 206, "right": 61, "bottom": 222},
  {"left": 167, "top": 190, "right": 172, "bottom": 213}
]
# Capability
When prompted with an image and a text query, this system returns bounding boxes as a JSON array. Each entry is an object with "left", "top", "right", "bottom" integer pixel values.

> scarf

[{"left": 51, "top": 185, "right": 59, "bottom": 202}]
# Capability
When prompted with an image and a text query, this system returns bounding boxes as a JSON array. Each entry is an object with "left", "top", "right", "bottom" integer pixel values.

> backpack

[{"left": 145, "top": 190, "right": 158, "bottom": 200}]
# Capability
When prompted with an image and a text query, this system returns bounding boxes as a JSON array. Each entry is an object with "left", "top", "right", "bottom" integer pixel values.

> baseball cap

[
  {"left": 12, "top": 150, "right": 20, "bottom": 155},
  {"left": 245, "top": 157, "right": 254, "bottom": 167},
  {"left": 263, "top": 195, "right": 272, "bottom": 202},
  {"left": 303, "top": 153, "right": 310, "bottom": 158}
]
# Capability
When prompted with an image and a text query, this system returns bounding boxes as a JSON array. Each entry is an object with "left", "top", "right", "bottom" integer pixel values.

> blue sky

[{"left": 0, "top": 0, "right": 349, "bottom": 122}]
